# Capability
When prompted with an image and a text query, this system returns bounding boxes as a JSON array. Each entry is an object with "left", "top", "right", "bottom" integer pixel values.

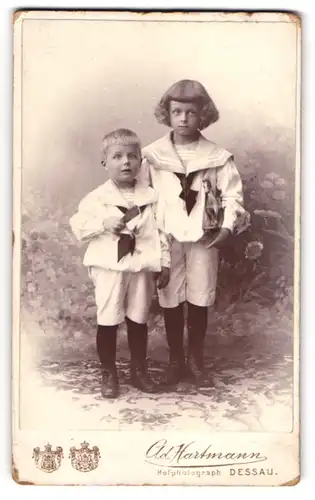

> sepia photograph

[{"left": 12, "top": 10, "right": 300, "bottom": 485}]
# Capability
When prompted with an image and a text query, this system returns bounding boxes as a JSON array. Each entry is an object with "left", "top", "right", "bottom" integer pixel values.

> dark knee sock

[
  {"left": 96, "top": 324, "right": 118, "bottom": 368},
  {"left": 187, "top": 302, "right": 208, "bottom": 352},
  {"left": 163, "top": 303, "right": 185, "bottom": 360},
  {"left": 126, "top": 317, "right": 148, "bottom": 362}
]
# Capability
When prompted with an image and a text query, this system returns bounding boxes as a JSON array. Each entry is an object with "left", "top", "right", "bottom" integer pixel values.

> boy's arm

[
  {"left": 150, "top": 179, "right": 171, "bottom": 268},
  {"left": 151, "top": 189, "right": 171, "bottom": 289},
  {"left": 69, "top": 194, "right": 123, "bottom": 242},
  {"left": 216, "top": 157, "right": 244, "bottom": 233},
  {"left": 69, "top": 203, "right": 107, "bottom": 242},
  {"left": 156, "top": 229, "right": 171, "bottom": 289},
  {"left": 141, "top": 157, "right": 171, "bottom": 286},
  {"left": 159, "top": 230, "right": 171, "bottom": 269}
]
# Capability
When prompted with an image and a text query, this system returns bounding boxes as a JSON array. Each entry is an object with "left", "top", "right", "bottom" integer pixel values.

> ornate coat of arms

[
  {"left": 32, "top": 443, "right": 63, "bottom": 473},
  {"left": 69, "top": 441, "right": 101, "bottom": 472}
]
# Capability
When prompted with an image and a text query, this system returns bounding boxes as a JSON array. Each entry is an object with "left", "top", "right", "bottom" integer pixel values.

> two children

[{"left": 70, "top": 79, "right": 244, "bottom": 397}]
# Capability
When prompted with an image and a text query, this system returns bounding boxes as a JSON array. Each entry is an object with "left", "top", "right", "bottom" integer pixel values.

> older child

[
  {"left": 70, "top": 129, "right": 170, "bottom": 398},
  {"left": 141, "top": 80, "right": 244, "bottom": 387}
]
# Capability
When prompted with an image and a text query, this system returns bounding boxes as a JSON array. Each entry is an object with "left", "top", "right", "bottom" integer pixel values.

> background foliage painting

[{"left": 18, "top": 18, "right": 297, "bottom": 430}]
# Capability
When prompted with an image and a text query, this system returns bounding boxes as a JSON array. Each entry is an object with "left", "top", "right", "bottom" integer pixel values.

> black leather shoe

[
  {"left": 187, "top": 353, "right": 205, "bottom": 386},
  {"left": 130, "top": 364, "right": 158, "bottom": 393},
  {"left": 101, "top": 368, "right": 119, "bottom": 398},
  {"left": 164, "top": 358, "right": 187, "bottom": 386}
]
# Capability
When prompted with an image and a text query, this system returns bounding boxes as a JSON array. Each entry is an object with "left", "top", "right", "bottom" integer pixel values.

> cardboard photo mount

[{"left": 12, "top": 10, "right": 300, "bottom": 486}]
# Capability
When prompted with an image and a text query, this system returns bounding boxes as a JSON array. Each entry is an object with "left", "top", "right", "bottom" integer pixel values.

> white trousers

[
  {"left": 89, "top": 267, "right": 154, "bottom": 326},
  {"left": 158, "top": 240, "right": 219, "bottom": 308}
]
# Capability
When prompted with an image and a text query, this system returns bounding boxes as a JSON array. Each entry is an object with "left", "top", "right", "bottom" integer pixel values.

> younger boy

[{"left": 70, "top": 129, "right": 170, "bottom": 398}]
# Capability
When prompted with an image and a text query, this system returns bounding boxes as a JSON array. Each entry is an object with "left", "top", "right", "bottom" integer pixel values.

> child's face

[
  {"left": 169, "top": 100, "right": 201, "bottom": 138},
  {"left": 104, "top": 143, "right": 141, "bottom": 186}
]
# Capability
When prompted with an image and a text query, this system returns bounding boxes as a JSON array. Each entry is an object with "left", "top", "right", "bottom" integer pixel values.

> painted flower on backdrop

[
  {"left": 259, "top": 172, "right": 286, "bottom": 201},
  {"left": 245, "top": 241, "right": 264, "bottom": 260}
]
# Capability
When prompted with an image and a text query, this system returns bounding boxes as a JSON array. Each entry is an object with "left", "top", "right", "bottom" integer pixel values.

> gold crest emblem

[
  {"left": 32, "top": 443, "right": 63, "bottom": 473},
  {"left": 69, "top": 441, "right": 101, "bottom": 472}
]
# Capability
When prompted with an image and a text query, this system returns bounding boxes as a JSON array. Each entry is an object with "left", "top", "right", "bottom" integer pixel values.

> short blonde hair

[
  {"left": 154, "top": 79, "right": 219, "bottom": 130},
  {"left": 101, "top": 128, "right": 141, "bottom": 157}
]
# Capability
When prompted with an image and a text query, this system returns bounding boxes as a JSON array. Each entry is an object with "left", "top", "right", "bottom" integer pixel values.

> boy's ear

[{"left": 101, "top": 160, "right": 106, "bottom": 168}]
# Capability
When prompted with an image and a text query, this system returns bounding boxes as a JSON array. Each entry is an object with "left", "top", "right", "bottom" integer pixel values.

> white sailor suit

[
  {"left": 141, "top": 132, "right": 244, "bottom": 308},
  {"left": 70, "top": 179, "right": 170, "bottom": 325}
]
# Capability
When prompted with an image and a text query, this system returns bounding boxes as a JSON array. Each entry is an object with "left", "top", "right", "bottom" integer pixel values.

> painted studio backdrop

[{"left": 19, "top": 18, "right": 297, "bottom": 431}]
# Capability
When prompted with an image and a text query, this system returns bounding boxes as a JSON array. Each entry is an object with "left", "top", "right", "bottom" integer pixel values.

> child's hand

[
  {"left": 156, "top": 266, "right": 170, "bottom": 289},
  {"left": 205, "top": 228, "right": 231, "bottom": 249},
  {"left": 103, "top": 217, "right": 126, "bottom": 235}
]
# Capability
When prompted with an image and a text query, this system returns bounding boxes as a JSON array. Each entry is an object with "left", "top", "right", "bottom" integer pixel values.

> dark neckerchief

[
  {"left": 116, "top": 205, "right": 147, "bottom": 262},
  {"left": 174, "top": 172, "right": 198, "bottom": 215}
]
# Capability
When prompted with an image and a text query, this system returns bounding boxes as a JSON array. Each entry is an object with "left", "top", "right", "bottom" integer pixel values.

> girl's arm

[
  {"left": 138, "top": 157, "right": 153, "bottom": 187},
  {"left": 216, "top": 157, "right": 244, "bottom": 233},
  {"left": 204, "top": 158, "right": 244, "bottom": 249}
]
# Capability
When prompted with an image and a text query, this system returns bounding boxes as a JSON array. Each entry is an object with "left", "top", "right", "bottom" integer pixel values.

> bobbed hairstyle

[{"left": 154, "top": 79, "right": 219, "bottom": 130}]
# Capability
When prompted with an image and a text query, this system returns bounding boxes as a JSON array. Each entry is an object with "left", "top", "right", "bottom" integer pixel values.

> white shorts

[
  {"left": 158, "top": 240, "right": 219, "bottom": 308},
  {"left": 89, "top": 267, "right": 155, "bottom": 326}
]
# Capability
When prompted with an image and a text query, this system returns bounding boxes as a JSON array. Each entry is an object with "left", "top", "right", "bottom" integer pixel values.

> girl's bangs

[{"left": 164, "top": 80, "right": 208, "bottom": 105}]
